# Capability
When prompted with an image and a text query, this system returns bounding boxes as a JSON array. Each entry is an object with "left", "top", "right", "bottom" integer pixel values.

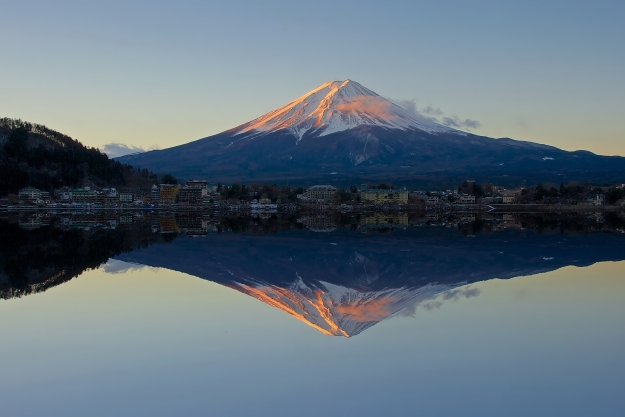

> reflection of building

[
  {"left": 361, "top": 214, "right": 408, "bottom": 231},
  {"left": 360, "top": 185, "right": 408, "bottom": 204},
  {"left": 177, "top": 213, "right": 206, "bottom": 236},
  {"left": 19, "top": 215, "right": 44, "bottom": 230},
  {"left": 159, "top": 214, "right": 180, "bottom": 233},
  {"left": 299, "top": 185, "right": 337, "bottom": 203},
  {"left": 298, "top": 216, "right": 337, "bottom": 232}
]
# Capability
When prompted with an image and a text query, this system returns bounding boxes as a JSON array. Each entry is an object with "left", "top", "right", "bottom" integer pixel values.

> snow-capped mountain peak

[{"left": 232, "top": 80, "right": 457, "bottom": 140}]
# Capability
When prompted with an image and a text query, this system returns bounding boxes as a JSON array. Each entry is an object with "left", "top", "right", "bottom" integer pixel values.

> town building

[
  {"left": 185, "top": 180, "right": 208, "bottom": 197},
  {"left": 502, "top": 192, "right": 519, "bottom": 204},
  {"left": 71, "top": 188, "right": 98, "bottom": 204},
  {"left": 151, "top": 185, "right": 160, "bottom": 204},
  {"left": 587, "top": 195, "right": 604, "bottom": 206},
  {"left": 119, "top": 193, "right": 133, "bottom": 203},
  {"left": 57, "top": 187, "right": 72, "bottom": 202},
  {"left": 299, "top": 185, "right": 338, "bottom": 203},
  {"left": 459, "top": 195, "right": 476, "bottom": 204},
  {"left": 18, "top": 187, "right": 42, "bottom": 202},
  {"left": 360, "top": 185, "right": 408, "bottom": 204},
  {"left": 158, "top": 184, "right": 180, "bottom": 204},
  {"left": 177, "top": 187, "right": 202, "bottom": 205}
]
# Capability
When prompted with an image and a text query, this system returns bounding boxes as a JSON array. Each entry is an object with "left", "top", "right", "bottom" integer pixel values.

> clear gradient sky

[{"left": 1, "top": 0, "right": 624, "bottom": 156}]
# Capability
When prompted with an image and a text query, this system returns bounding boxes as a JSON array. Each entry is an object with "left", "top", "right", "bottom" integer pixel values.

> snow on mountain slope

[
  {"left": 231, "top": 80, "right": 459, "bottom": 141},
  {"left": 233, "top": 275, "right": 458, "bottom": 337}
]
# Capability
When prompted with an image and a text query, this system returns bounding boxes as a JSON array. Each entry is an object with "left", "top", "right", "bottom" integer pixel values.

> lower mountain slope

[{"left": 118, "top": 126, "right": 625, "bottom": 186}]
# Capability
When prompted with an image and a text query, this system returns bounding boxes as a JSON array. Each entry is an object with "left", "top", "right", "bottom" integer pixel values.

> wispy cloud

[
  {"left": 394, "top": 99, "right": 481, "bottom": 131},
  {"left": 102, "top": 143, "right": 160, "bottom": 158},
  {"left": 336, "top": 95, "right": 395, "bottom": 119},
  {"left": 399, "top": 286, "right": 481, "bottom": 317}
]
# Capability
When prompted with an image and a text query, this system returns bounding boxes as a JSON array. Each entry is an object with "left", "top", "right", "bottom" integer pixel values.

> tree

[
  {"left": 4, "top": 128, "right": 28, "bottom": 159},
  {"left": 160, "top": 173, "right": 178, "bottom": 185}
]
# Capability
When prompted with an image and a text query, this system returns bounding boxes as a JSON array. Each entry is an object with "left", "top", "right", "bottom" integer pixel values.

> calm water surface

[{"left": 1, "top": 213, "right": 624, "bottom": 416}]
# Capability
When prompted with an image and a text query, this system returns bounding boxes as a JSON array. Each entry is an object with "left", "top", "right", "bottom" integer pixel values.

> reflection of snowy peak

[
  {"left": 231, "top": 80, "right": 457, "bottom": 140},
  {"left": 234, "top": 276, "right": 456, "bottom": 337}
]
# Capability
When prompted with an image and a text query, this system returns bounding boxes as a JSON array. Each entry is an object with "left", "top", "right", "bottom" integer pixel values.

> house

[
  {"left": 18, "top": 187, "right": 42, "bottom": 202},
  {"left": 459, "top": 195, "right": 476, "bottom": 204},
  {"left": 298, "top": 185, "right": 338, "bottom": 203},
  {"left": 259, "top": 197, "right": 272, "bottom": 204},
  {"left": 57, "top": 187, "right": 72, "bottom": 201},
  {"left": 426, "top": 196, "right": 440, "bottom": 204},
  {"left": 587, "top": 195, "right": 604, "bottom": 206},
  {"left": 360, "top": 185, "right": 408, "bottom": 204}
]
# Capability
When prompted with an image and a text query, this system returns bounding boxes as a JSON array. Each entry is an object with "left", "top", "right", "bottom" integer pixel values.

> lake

[{"left": 1, "top": 212, "right": 624, "bottom": 416}]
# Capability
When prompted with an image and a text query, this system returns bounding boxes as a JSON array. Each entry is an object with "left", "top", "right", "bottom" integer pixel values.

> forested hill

[{"left": 0, "top": 118, "right": 170, "bottom": 196}]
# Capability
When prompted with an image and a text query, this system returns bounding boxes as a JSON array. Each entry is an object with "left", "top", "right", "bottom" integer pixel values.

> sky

[{"left": 1, "top": 0, "right": 624, "bottom": 156}]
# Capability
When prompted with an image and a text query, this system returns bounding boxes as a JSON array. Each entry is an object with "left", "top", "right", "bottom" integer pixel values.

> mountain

[{"left": 117, "top": 80, "right": 625, "bottom": 186}]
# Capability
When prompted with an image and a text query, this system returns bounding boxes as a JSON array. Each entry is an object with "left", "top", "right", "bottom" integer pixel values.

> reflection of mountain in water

[
  {"left": 116, "top": 225, "right": 625, "bottom": 337},
  {"left": 3, "top": 212, "right": 625, "bottom": 336},
  {"left": 233, "top": 277, "right": 453, "bottom": 336}
]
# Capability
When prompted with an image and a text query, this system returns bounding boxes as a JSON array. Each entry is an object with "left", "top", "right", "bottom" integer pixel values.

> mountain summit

[
  {"left": 231, "top": 80, "right": 455, "bottom": 140},
  {"left": 118, "top": 80, "right": 625, "bottom": 186}
]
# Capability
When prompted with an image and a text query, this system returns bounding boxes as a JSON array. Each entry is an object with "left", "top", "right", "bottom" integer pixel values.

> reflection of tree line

[{"left": 0, "top": 217, "right": 165, "bottom": 299}]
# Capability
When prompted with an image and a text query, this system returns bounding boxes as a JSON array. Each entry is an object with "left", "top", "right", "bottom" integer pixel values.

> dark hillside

[{"left": 0, "top": 118, "right": 173, "bottom": 196}]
